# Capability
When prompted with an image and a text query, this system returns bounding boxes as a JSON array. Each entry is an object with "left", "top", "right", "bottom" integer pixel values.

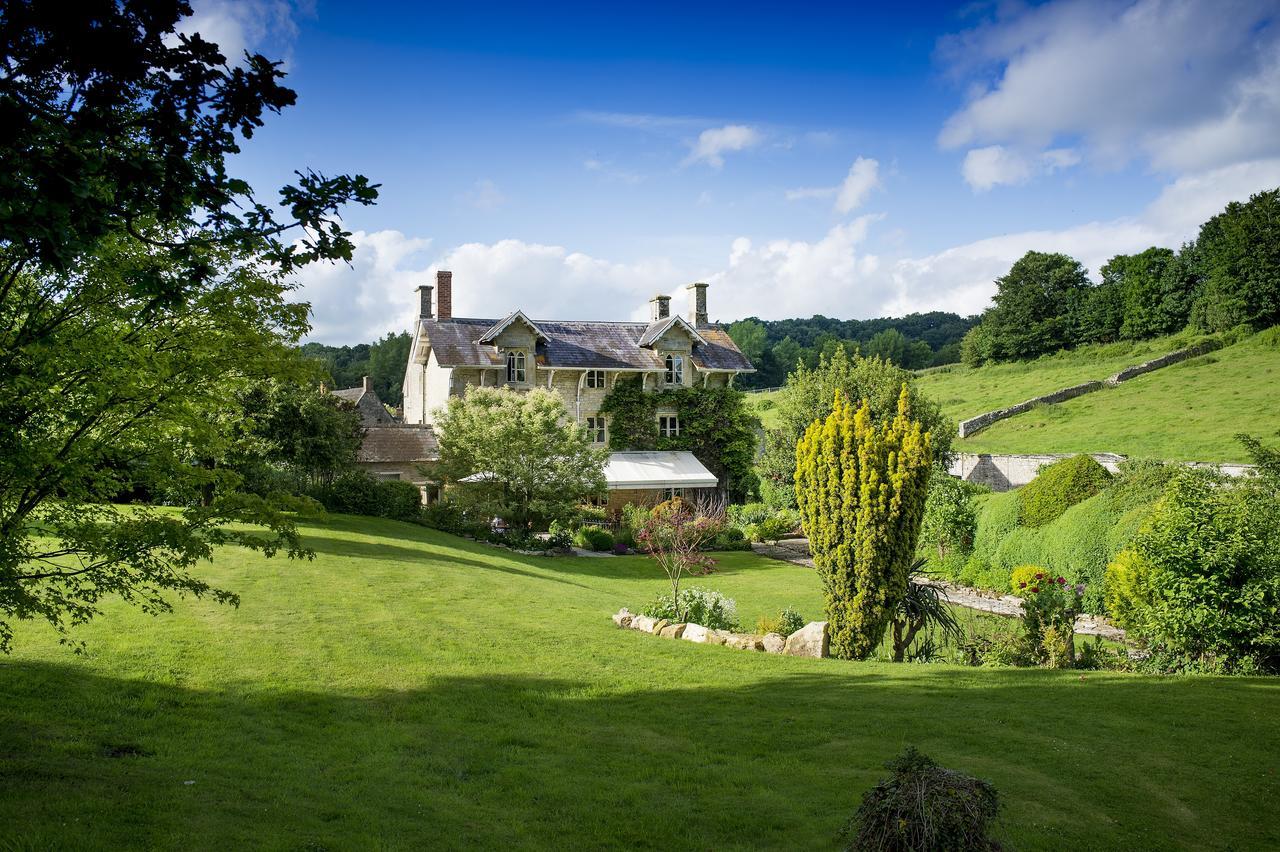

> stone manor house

[{"left": 393, "top": 270, "right": 755, "bottom": 511}]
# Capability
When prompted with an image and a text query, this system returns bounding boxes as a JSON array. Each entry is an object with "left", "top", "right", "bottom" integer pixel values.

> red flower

[
  {"left": 1030, "top": 586, "right": 1040, "bottom": 593},
  {"left": 1035, "top": 572, "right": 1044, "bottom": 580},
  {"left": 1018, "top": 582, "right": 1027, "bottom": 589},
  {"left": 1057, "top": 576, "right": 1066, "bottom": 585}
]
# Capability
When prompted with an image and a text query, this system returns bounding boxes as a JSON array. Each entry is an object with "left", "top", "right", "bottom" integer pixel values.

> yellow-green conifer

[{"left": 794, "top": 385, "right": 932, "bottom": 659}]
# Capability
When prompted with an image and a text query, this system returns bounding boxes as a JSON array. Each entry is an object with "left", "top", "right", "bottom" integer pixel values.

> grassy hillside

[
  {"left": 960, "top": 326, "right": 1280, "bottom": 461},
  {"left": 913, "top": 330, "right": 1206, "bottom": 424},
  {"left": 3, "top": 515, "right": 1278, "bottom": 850}
]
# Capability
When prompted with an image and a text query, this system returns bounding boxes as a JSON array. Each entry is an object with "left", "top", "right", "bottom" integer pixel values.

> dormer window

[
  {"left": 664, "top": 354, "right": 684, "bottom": 386},
  {"left": 506, "top": 350, "right": 527, "bottom": 384}
]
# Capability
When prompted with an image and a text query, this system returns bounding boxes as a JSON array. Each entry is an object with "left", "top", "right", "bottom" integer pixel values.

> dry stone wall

[{"left": 957, "top": 339, "right": 1224, "bottom": 439}]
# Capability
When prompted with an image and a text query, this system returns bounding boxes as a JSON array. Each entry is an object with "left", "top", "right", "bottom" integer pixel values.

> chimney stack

[
  {"left": 686, "top": 281, "right": 708, "bottom": 326},
  {"left": 649, "top": 294, "right": 671, "bottom": 323},
  {"left": 362, "top": 375, "right": 373, "bottom": 393},
  {"left": 436, "top": 270, "right": 453, "bottom": 320},
  {"left": 416, "top": 284, "right": 433, "bottom": 319}
]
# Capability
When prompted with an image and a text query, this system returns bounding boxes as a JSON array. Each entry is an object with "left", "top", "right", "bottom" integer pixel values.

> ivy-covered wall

[{"left": 598, "top": 377, "right": 760, "bottom": 502}]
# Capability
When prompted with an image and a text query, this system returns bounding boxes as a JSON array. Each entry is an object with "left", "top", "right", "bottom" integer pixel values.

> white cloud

[
  {"left": 962, "top": 145, "right": 1082, "bottom": 191},
  {"left": 684, "top": 125, "right": 763, "bottom": 169},
  {"left": 177, "top": 0, "right": 304, "bottom": 66},
  {"left": 938, "top": 0, "right": 1280, "bottom": 175},
  {"left": 295, "top": 160, "right": 1280, "bottom": 341},
  {"left": 835, "top": 157, "right": 882, "bottom": 213},
  {"left": 786, "top": 157, "right": 882, "bottom": 212},
  {"left": 962, "top": 145, "right": 1033, "bottom": 191},
  {"left": 461, "top": 179, "right": 506, "bottom": 210}
]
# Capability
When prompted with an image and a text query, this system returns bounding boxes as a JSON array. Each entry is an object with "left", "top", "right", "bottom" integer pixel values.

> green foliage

[
  {"left": 919, "top": 467, "right": 984, "bottom": 559},
  {"left": 1018, "top": 454, "right": 1112, "bottom": 527},
  {"left": 970, "top": 492, "right": 1021, "bottom": 564},
  {"left": 308, "top": 473, "right": 422, "bottom": 522},
  {"left": 727, "top": 502, "right": 773, "bottom": 527},
  {"left": 235, "top": 381, "right": 364, "bottom": 488},
  {"left": 1105, "top": 467, "right": 1280, "bottom": 671},
  {"left": 300, "top": 331, "right": 412, "bottom": 406},
  {"left": 598, "top": 379, "right": 760, "bottom": 502},
  {"left": 760, "top": 346, "right": 952, "bottom": 508},
  {"left": 890, "top": 559, "right": 963, "bottom": 662},
  {"left": 436, "top": 387, "right": 608, "bottom": 528},
  {"left": 1016, "top": 570, "right": 1083, "bottom": 668},
  {"left": 795, "top": 388, "right": 933, "bottom": 660},
  {"left": 1104, "top": 247, "right": 1199, "bottom": 341},
  {"left": 709, "top": 526, "right": 751, "bottom": 551},
  {"left": 641, "top": 587, "right": 739, "bottom": 631},
  {"left": 726, "top": 319, "right": 768, "bottom": 366},
  {"left": 1191, "top": 188, "right": 1280, "bottom": 332},
  {"left": 839, "top": 746, "right": 1001, "bottom": 852},
  {"left": 573, "top": 526, "right": 615, "bottom": 552},
  {"left": 980, "top": 251, "right": 1091, "bottom": 361}
]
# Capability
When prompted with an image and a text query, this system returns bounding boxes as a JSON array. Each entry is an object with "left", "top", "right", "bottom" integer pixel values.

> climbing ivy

[{"left": 599, "top": 377, "right": 760, "bottom": 502}]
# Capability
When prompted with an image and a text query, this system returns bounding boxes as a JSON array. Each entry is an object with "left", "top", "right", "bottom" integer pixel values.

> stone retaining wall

[
  {"left": 957, "top": 339, "right": 1223, "bottom": 439},
  {"left": 948, "top": 452, "right": 1254, "bottom": 491},
  {"left": 613, "top": 609, "right": 830, "bottom": 657}
]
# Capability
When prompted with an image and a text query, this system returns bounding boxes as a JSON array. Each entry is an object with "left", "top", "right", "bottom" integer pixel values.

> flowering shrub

[
  {"left": 634, "top": 497, "right": 726, "bottom": 620},
  {"left": 642, "top": 587, "right": 738, "bottom": 631},
  {"left": 1016, "top": 567, "right": 1083, "bottom": 668}
]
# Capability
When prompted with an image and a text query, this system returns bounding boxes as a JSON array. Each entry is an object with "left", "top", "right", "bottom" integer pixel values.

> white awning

[{"left": 603, "top": 451, "right": 719, "bottom": 491}]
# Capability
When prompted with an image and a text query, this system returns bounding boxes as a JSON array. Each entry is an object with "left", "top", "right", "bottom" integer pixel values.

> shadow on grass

[{"left": 1, "top": 660, "right": 1277, "bottom": 850}]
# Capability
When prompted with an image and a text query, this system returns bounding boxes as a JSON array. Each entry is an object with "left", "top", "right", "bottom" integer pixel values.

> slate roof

[
  {"left": 331, "top": 385, "right": 396, "bottom": 426},
  {"left": 357, "top": 425, "right": 439, "bottom": 464},
  {"left": 417, "top": 317, "right": 754, "bottom": 372}
]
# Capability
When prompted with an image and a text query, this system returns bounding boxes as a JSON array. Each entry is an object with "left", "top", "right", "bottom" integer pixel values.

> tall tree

[
  {"left": 726, "top": 319, "right": 768, "bottom": 366},
  {"left": 794, "top": 388, "right": 933, "bottom": 660},
  {"left": 980, "top": 251, "right": 1091, "bottom": 360},
  {"left": 0, "top": 1, "right": 376, "bottom": 650},
  {"left": 1190, "top": 188, "right": 1280, "bottom": 332}
]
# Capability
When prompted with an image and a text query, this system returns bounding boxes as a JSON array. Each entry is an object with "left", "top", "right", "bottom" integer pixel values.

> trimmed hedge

[
  {"left": 308, "top": 472, "right": 422, "bottom": 521},
  {"left": 1018, "top": 454, "right": 1112, "bottom": 528}
]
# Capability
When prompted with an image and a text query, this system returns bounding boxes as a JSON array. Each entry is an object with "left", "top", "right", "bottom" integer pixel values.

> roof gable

[
  {"left": 637, "top": 315, "right": 707, "bottom": 348},
  {"left": 478, "top": 310, "right": 547, "bottom": 345}
]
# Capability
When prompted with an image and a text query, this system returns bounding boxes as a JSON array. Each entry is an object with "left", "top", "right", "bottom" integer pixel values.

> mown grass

[
  {"left": 962, "top": 326, "right": 1280, "bottom": 461},
  {"left": 2, "top": 514, "right": 1278, "bottom": 850}
]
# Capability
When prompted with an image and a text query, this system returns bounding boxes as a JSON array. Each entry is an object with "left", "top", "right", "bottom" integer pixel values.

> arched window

[
  {"left": 506, "top": 350, "right": 526, "bottom": 383},
  {"left": 664, "top": 353, "right": 683, "bottom": 385}
]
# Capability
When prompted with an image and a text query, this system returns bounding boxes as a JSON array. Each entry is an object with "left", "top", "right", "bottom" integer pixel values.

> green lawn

[
  {"left": 3, "top": 515, "right": 1278, "bottom": 850},
  {"left": 960, "top": 327, "right": 1280, "bottom": 461},
  {"left": 746, "top": 389, "right": 783, "bottom": 429}
]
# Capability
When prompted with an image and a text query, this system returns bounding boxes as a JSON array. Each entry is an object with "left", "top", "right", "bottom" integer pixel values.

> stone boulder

[
  {"left": 705, "top": 629, "right": 733, "bottom": 646},
  {"left": 783, "top": 621, "right": 830, "bottom": 658},
  {"left": 612, "top": 608, "right": 634, "bottom": 628},
  {"left": 682, "top": 623, "right": 710, "bottom": 643},
  {"left": 650, "top": 619, "right": 670, "bottom": 635},
  {"left": 724, "top": 633, "right": 764, "bottom": 651},
  {"left": 658, "top": 622, "right": 687, "bottom": 639},
  {"left": 629, "top": 614, "right": 658, "bottom": 633},
  {"left": 762, "top": 632, "right": 786, "bottom": 654}
]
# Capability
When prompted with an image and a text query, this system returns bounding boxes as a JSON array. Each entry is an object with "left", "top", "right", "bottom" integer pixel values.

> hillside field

[{"left": 2, "top": 515, "right": 1278, "bottom": 850}]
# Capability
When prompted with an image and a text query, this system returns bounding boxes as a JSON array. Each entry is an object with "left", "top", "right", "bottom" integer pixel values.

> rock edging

[
  {"left": 612, "top": 609, "right": 829, "bottom": 658},
  {"left": 957, "top": 339, "right": 1224, "bottom": 438}
]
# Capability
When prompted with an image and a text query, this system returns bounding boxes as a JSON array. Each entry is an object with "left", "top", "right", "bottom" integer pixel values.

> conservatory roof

[{"left": 603, "top": 451, "right": 718, "bottom": 491}]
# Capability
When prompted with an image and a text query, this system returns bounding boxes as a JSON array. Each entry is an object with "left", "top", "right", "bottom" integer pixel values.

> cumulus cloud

[
  {"left": 296, "top": 160, "right": 1280, "bottom": 341},
  {"left": 938, "top": 0, "right": 1280, "bottom": 174},
  {"left": 177, "top": 0, "right": 304, "bottom": 66},
  {"left": 787, "top": 157, "right": 882, "bottom": 212},
  {"left": 684, "top": 125, "right": 763, "bottom": 168},
  {"left": 962, "top": 145, "right": 1082, "bottom": 191}
]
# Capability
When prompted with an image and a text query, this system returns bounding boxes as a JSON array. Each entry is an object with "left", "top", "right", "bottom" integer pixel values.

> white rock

[
  {"left": 612, "top": 608, "right": 634, "bottom": 628},
  {"left": 658, "top": 622, "right": 687, "bottom": 639},
  {"left": 630, "top": 614, "right": 657, "bottom": 633},
  {"left": 783, "top": 621, "right": 830, "bottom": 658},
  {"left": 762, "top": 632, "right": 786, "bottom": 654},
  {"left": 725, "top": 633, "right": 764, "bottom": 651},
  {"left": 682, "top": 623, "right": 711, "bottom": 643}
]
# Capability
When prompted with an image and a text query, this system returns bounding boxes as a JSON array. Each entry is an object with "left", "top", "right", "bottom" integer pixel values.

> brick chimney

[
  {"left": 649, "top": 294, "right": 671, "bottom": 322},
  {"left": 686, "top": 281, "right": 708, "bottom": 326},
  {"left": 416, "top": 283, "right": 433, "bottom": 319},
  {"left": 436, "top": 270, "right": 453, "bottom": 320},
  {"left": 362, "top": 375, "right": 373, "bottom": 393}
]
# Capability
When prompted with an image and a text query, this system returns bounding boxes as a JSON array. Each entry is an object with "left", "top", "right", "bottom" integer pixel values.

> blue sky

[{"left": 190, "top": 0, "right": 1280, "bottom": 343}]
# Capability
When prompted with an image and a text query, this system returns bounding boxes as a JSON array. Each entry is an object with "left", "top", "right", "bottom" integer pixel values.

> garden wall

[
  {"left": 957, "top": 339, "right": 1224, "bottom": 439},
  {"left": 948, "top": 452, "right": 1254, "bottom": 491}
]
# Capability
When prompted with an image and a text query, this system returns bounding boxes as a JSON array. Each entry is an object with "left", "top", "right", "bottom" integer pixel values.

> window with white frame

[
  {"left": 505, "top": 349, "right": 526, "bottom": 384},
  {"left": 586, "top": 415, "right": 606, "bottom": 444},
  {"left": 663, "top": 487, "right": 685, "bottom": 501},
  {"left": 658, "top": 414, "right": 680, "bottom": 438},
  {"left": 585, "top": 369, "right": 606, "bottom": 389},
  {"left": 663, "top": 354, "right": 684, "bottom": 385}
]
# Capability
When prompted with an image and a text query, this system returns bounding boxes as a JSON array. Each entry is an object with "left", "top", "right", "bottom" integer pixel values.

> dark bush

[
  {"left": 1018, "top": 454, "right": 1112, "bottom": 527},
  {"left": 707, "top": 526, "right": 751, "bottom": 551},
  {"left": 574, "top": 526, "right": 615, "bottom": 552},
  {"left": 308, "top": 472, "right": 422, "bottom": 521},
  {"left": 840, "top": 746, "right": 1001, "bottom": 852}
]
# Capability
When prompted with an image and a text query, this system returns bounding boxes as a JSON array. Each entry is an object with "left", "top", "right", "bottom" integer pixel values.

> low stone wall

[
  {"left": 1104, "top": 339, "right": 1221, "bottom": 385},
  {"left": 957, "top": 340, "right": 1224, "bottom": 439},
  {"left": 613, "top": 609, "right": 829, "bottom": 657},
  {"left": 948, "top": 452, "right": 1254, "bottom": 491}
]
